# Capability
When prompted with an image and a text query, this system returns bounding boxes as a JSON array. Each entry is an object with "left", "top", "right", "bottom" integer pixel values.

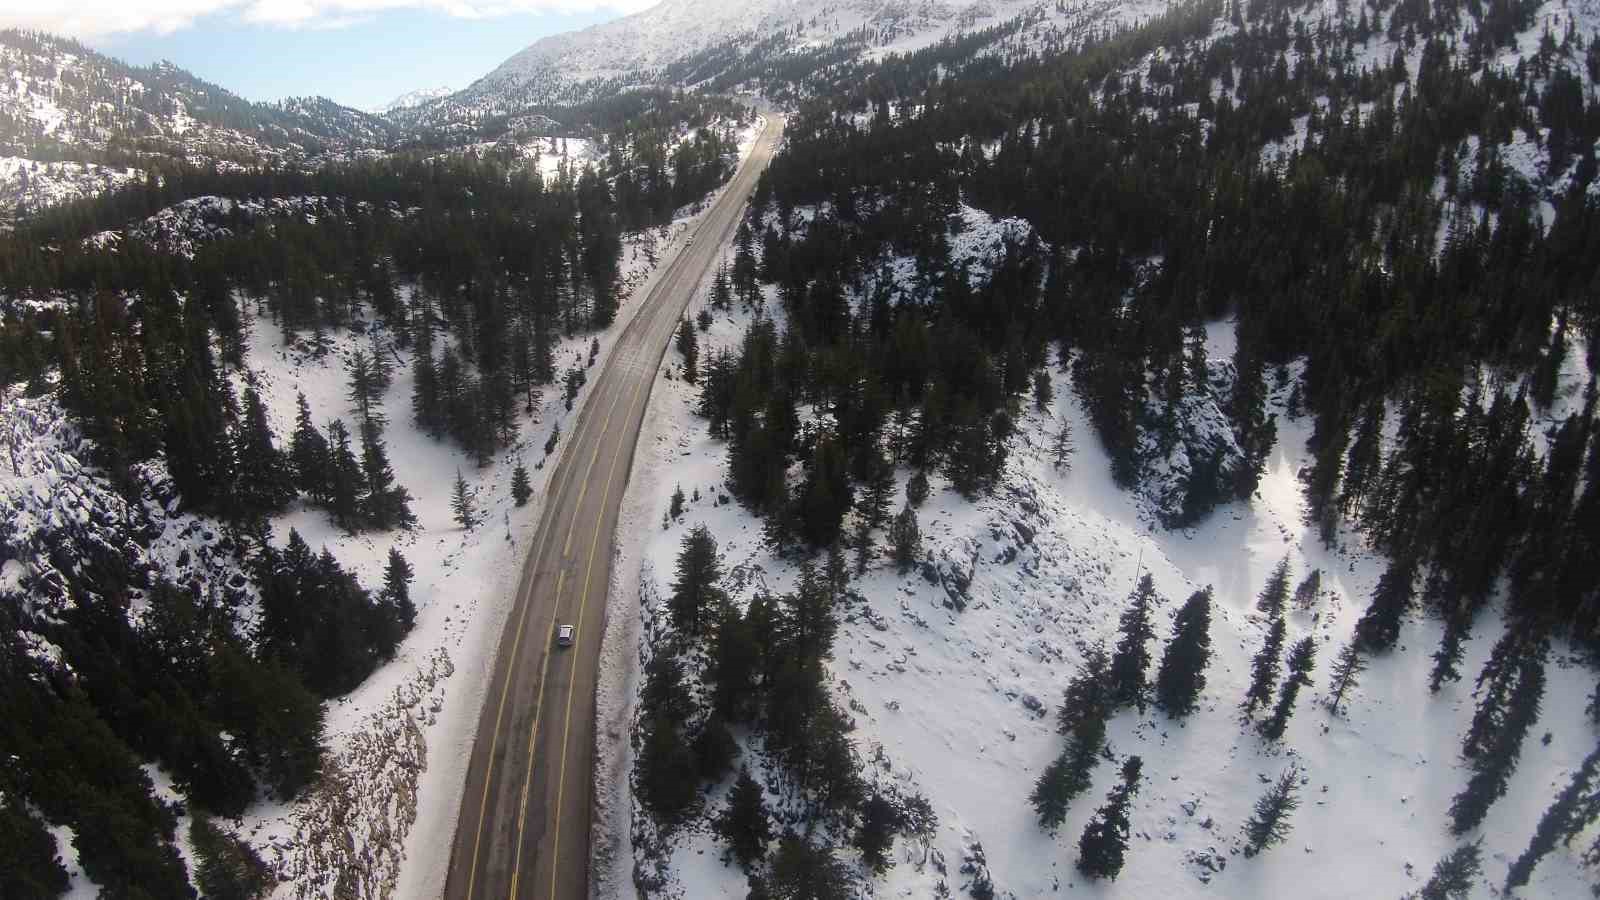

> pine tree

[
  {"left": 1058, "top": 646, "right": 1114, "bottom": 735},
  {"left": 383, "top": 547, "right": 416, "bottom": 630},
  {"left": 1031, "top": 715, "right": 1107, "bottom": 830},
  {"left": 1033, "top": 369, "right": 1053, "bottom": 411},
  {"left": 325, "top": 419, "right": 366, "bottom": 532},
  {"left": 1450, "top": 643, "right": 1546, "bottom": 834},
  {"left": 1076, "top": 756, "right": 1143, "bottom": 881},
  {"left": 906, "top": 470, "right": 930, "bottom": 507},
  {"left": 854, "top": 794, "right": 901, "bottom": 874},
  {"left": 670, "top": 525, "right": 724, "bottom": 637},
  {"left": 1354, "top": 555, "right": 1417, "bottom": 652},
  {"left": 890, "top": 503, "right": 921, "bottom": 574},
  {"left": 1429, "top": 610, "right": 1470, "bottom": 693},
  {"left": 511, "top": 461, "right": 533, "bottom": 507},
  {"left": 859, "top": 451, "right": 895, "bottom": 530},
  {"left": 1291, "top": 568, "right": 1322, "bottom": 610},
  {"left": 1256, "top": 557, "right": 1292, "bottom": 617},
  {"left": 346, "top": 347, "right": 384, "bottom": 425},
  {"left": 1259, "top": 637, "right": 1317, "bottom": 740},
  {"left": 1243, "top": 617, "right": 1287, "bottom": 715},
  {"left": 1155, "top": 588, "right": 1213, "bottom": 718},
  {"left": 358, "top": 418, "right": 414, "bottom": 530},
  {"left": 233, "top": 385, "right": 296, "bottom": 514},
  {"left": 1109, "top": 574, "right": 1160, "bottom": 712},
  {"left": 670, "top": 484, "right": 686, "bottom": 520},
  {"left": 716, "top": 766, "right": 772, "bottom": 870},
  {"left": 412, "top": 344, "right": 442, "bottom": 436},
  {"left": 1410, "top": 841, "right": 1481, "bottom": 900},
  {"left": 1243, "top": 764, "right": 1302, "bottom": 856},
  {"left": 1462, "top": 630, "right": 1524, "bottom": 759},
  {"left": 709, "top": 260, "right": 734, "bottom": 310},
  {"left": 1505, "top": 744, "right": 1600, "bottom": 892},
  {"left": 452, "top": 469, "right": 478, "bottom": 530},
  {"left": 1324, "top": 642, "right": 1367, "bottom": 715},
  {"left": 290, "top": 392, "right": 330, "bottom": 503},
  {"left": 766, "top": 833, "right": 851, "bottom": 900},
  {"left": 545, "top": 421, "right": 561, "bottom": 457},
  {"left": 1051, "top": 416, "right": 1075, "bottom": 471},
  {"left": 677, "top": 316, "right": 699, "bottom": 383}
]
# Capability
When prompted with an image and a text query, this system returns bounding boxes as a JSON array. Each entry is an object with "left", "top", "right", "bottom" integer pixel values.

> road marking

[
  {"left": 507, "top": 373, "right": 632, "bottom": 897},
  {"left": 549, "top": 339, "right": 652, "bottom": 899},
  {"left": 461, "top": 459, "right": 568, "bottom": 900},
  {"left": 455, "top": 116, "right": 778, "bottom": 900}
]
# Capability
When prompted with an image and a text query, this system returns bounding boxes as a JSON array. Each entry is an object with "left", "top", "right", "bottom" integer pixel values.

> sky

[{"left": 0, "top": 2, "right": 654, "bottom": 111}]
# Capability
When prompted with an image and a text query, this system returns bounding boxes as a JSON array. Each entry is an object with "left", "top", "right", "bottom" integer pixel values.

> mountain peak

[{"left": 374, "top": 85, "right": 453, "bottom": 115}]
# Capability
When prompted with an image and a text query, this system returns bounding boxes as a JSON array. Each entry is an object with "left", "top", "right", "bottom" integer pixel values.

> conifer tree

[
  {"left": 859, "top": 451, "right": 896, "bottom": 530},
  {"left": 1260, "top": 637, "right": 1316, "bottom": 740},
  {"left": 1155, "top": 588, "right": 1213, "bottom": 718},
  {"left": 290, "top": 392, "right": 331, "bottom": 503},
  {"left": 1450, "top": 643, "right": 1546, "bottom": 834},
  {"left": 670, "top": 525, "right": 724, "bottom": 638},
  {"left": 1033, "top": 369, "right": 1053, "bottom": 411},
  {"left": 511, "top": 461, "right": 532, "bottom": 507},
  {"left": 1256, "top": 557, "right": 1291, "bottom": 617},
  {"left": 890, "top": 504, "right": 921, "bottom": 574},
  {"left": 1430, "top": 610, "right": 1470, "bottom": 693},
  {"left": 1051, "top": 416, "right": 1075, "bottom": 471},
  {"left": 906, "top": 470, "right": 930, "bottom": 507},
  {"left": 1076, "top": 756, "right": 1143, "bottom": 881},
  {"left": 358, "top": 418, "right": 414, "bottom": 529},
  {"left": 325, "top": 419, "right": 366, "bottom": 531},
  {"left": 1505, "top": 744, "right": 1600, "bottom": 892},
  {"left": 1462, "top": 631, "right": 1525, "bottom": 760},
  {"left": 1354, "top": 555, "right": 1417, "bottom": 652},
  {"left": 677, "top": 316, "right": 699, "bottom": 383},
  {"left": 1291, "top": 568, "right": 1322, "bottom": 610},
  {"left": 1109, "top": 574, "right": 1160, "bottom": 712},
  {"left": 1324, "top": 642, "right": 1367, "bottom": 715},
  {"left": 1243, "top": 617, "right": 1288, "bottom": 715},
  {"left": 1411, "top": 841, "right": 1481, "bottom": 900},
  {"left": 855, "top": 794, "right": 901, "bottom": 874},
  {"left": 383, "top": 547, "right": 416, "bottom": 630},
  {"left": 716, "top": 766, "right": 772, "bottom": 870},
  {"left": 346, "top": 347, "right": 383, "bottom": 425},
  {"left": 233, "top": 385, "right": 296, "bottom": 514},
  {"left": 1031, "top": 715, "right": 1107, "bottom": 830},
  {"left": 1243, "top": 764, "right": 1302, "bottom": 856},
  {"left": 766, "top": 833, "right": 851, "bottom": 900},
  {"left": 412, "top": 345, "right": 442, "bottom": 436},
  {"left": 452, "top": 469, "right": 478, "bottom": 530}
]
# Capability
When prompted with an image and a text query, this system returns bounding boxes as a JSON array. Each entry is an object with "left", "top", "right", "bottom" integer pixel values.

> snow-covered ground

[
  {"left": 0, "top": 156, "right": 140, "bottom": 222},
  {"left": 609, "top": 287, "right": 1596, "bottom": 896},
  {"left": 209, "top": 118, "right": 767, "bottom": 899}
]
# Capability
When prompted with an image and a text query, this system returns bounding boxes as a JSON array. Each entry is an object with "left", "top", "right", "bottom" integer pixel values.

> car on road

[{"left": 557, "top": 624, "right": 574, "bottom": 647}]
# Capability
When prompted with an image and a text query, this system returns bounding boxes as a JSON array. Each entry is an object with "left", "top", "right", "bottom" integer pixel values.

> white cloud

[{"left": 0, "top": 0, "right": 659, "bottom": 40}]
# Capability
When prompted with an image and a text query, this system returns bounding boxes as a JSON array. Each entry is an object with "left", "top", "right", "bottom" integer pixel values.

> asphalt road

[{"left": 442, "top": 113, "right": 783, "bottom": 900}]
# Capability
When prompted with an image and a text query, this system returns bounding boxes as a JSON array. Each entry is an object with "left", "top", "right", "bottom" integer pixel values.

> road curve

[{"left": 442, "top": 114, "right": 784, "bottom": 900}]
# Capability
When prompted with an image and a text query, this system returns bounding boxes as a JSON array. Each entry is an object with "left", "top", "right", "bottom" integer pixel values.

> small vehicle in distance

[{"left": 557, "top": 624, "right": 575, "bottom": 647}]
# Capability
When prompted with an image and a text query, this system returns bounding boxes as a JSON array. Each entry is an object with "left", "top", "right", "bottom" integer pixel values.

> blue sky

[{"left": 3, "top": 3, "right": 646, "bottom": 112}]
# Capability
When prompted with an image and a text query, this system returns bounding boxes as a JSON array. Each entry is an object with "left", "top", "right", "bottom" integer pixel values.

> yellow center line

[
  {"left": 505, "top": 370, "right": 632, "bottom": 897},
  {"left": 505, "top": 568, "right": 560, "bottom": 900},
  {"left": 548, "top": 355, "right": 652, "bottom": 899},
  {"left": 462, "top": 460, "right": 566, "bottom": 900}
]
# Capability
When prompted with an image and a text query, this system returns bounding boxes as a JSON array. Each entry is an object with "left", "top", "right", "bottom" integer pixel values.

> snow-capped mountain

[
  {"left": 374, "top": 85, "right": 453, "bottom": 115},
  {"left": 397, "top": 0, "right": 1159, "bottom": 130},
  {"left": 0, "top": 30, "right": 395, "bottom": 220}
]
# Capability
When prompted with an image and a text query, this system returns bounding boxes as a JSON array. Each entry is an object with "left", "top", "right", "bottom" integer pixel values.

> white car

[{"left": 557, "top": 624, "right": 575, "bottom": 647}]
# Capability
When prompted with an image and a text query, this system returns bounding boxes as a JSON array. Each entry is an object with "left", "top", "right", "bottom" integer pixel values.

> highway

[{"left": 442, "top": 113, "right": 783, "bottom": 900}]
